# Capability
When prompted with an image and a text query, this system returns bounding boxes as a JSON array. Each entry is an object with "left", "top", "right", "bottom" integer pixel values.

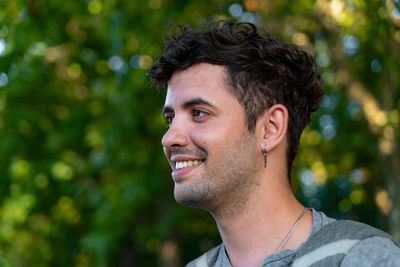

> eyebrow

[{"left": 162, "top": 98, "right": 215, "bottom": 116}]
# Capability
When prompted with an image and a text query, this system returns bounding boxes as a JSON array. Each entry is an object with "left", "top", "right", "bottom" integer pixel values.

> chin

[{"left": 174, "top": 186, "right": 212, "bottom": 210}]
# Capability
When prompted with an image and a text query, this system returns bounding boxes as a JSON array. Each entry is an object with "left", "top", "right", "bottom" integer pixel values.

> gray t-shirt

[{"left": 187, "top": 209, "right": 400, "bottom": 266}]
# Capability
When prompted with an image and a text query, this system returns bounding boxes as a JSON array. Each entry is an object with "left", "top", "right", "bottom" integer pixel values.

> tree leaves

[{"left": 0, "top": 0, "right": 399, "bottom": 266}]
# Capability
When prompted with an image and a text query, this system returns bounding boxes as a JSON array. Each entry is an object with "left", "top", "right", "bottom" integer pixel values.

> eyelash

[
  {"left": 164, "top": 109, "right": 209, "bottom": 126},
  {"left": 192, "top": 109, "right": 208, "bottom": 119},
  {"left": 165, "top": 114, "right": 174, "bottom": 125}
]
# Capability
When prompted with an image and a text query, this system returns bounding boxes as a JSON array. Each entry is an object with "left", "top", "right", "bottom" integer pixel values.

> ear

[{"left": 257, "top": 104, "right": 288, "bottom": 153}]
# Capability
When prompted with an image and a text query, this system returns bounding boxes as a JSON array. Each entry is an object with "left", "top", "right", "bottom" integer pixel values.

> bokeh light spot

[
  {"left": 149, "top": 0, "right": 161, "bottom": 9},
  {"left": 299, "top": 168, "right": 319, "bottom": 198},
  {"left": 85, "top": 128, "right": 104, "bottom": 148},
  {"left": 244, "top": 0, "right": 259, "bottom": 11},
  {"left": 0, "top": 39, "right": 5, "bottom": 56},
  {"left": 374, "top": 110, "right": 387, "bottom": 126},
  {"left": 54, "top": 196, "right": 81, "bottom": 224},
  {"left": 303, "top": 130, "right": 321, "bottom": 146},
  {"left": 67, "top": 63, "right": 82, "bottom": 79},
  {"left": 349, "top": 169, "right": 366, "bottom": 184},
  {"left": 393, "top": 7, "right": 400, "bottom": 20},
  {"left": 311, "top": 161, "right": 327, "bottom": 185},
  {"left": 319, "top": 114, "right": 333, "bottom": 128},
  {"left": 330, "top": 0, "right": 344, "bottom": 21},
  {"left": 350, "top": 189, "right": 365, "bottom": 204},
  {"left": 51, "top": 162, "right": 74, "bottom": 181},
  {"left": 138, "top": 55, "right": 153, "bottom": 69},
  {"left": 316, "top": 52, "right": 330, "bottom": 67},
  {"left": 375, "top": 189, "right": 392, "bottom": 215},
  {"left": 129, "top": 55, "right": 141, "bottom": 69},
  {"left": 2, "top": 194, "right": 36, "bottom": 224},
  {"left": 10, "top": 160, "right": 31, "bottom": 180},
  {"left": 229, "top": 3, "right": 243, "bottom": 18},
  {"left": 161, "top": 241, "right": 178, "bottom": 264},
  {"left": 379, "top": 137, "right": 394, "bottom": 155},
  {"left": 322, "top": 125, "right": 336, "bottom": 140},
  {"left": 346, "top": 101, "right": 361, "bottom": 120},
  {"left": 292, "top": 32, "right": 309, "bottom": 46},
  {"left": 108, "top": 55, "right": 124, "bottom": 71},
  {"left": 319, "top": 114, "right": 336, "bottom": 140},
  {"left": 370, "top": 59, "right": 382, "bottom": 73},
  {"left": 321, "top": 94, "right": 337, "bottom": 112},
  {"left": 88, "top": 0, "right": 102, "bottom": 15},
  {"left": 45, "top": 47, "right": 61, "bottom": 62},
  {"left": 240, "top": 12, "right": 257, "bottom": 23},
  {"left": 0, "top": 72, "right": 8, "bottom": 87},
  {"left": 342, "top": 35, "right": 359, "bottom": 57},
  {"left": 28, "top": 42, "right": 48, "bottom": 57}
]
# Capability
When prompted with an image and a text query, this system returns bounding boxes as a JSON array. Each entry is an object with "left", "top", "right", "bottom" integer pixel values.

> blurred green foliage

[{"left": 0, "top": 0, "right": 399, "bottom": 266}]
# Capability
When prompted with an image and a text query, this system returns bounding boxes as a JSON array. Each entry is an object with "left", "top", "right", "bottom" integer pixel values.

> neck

[{"left": 211, "top": 176, "right": 312, "bottom": 267}]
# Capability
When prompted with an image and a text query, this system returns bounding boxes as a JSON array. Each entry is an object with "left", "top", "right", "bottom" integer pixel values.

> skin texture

[
  {"left": 162, "top": 63, "right": 260, "bottom": 217},
  {"left": 162, "top": 63, "right": 313, "bottom": 267}
]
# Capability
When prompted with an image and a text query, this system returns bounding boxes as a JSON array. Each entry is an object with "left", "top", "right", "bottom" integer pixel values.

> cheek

[{"left": 190, "top": 124, "right": 231, "bottom": 148}]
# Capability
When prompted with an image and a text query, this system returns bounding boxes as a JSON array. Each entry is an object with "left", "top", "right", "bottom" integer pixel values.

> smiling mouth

[{"left": 174, "top": 160, "right": 204, "bottom": 170}]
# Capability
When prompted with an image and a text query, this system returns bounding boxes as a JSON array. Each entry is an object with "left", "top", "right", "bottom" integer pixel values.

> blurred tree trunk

[
  {"left": 315, "top": 1, "right": 400, "bottom": 241},
  {"left": 382, "top": 154, "right": 400, "bottom": 241},
  {"left": 27, "top": 0, "right": 36, "bottom": 15},
  {"left": 381, "top": 28, "right": 400, "bottom": 241}
]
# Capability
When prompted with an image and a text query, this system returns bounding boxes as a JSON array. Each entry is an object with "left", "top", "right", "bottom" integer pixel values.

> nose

[{"left": 161, "top": 119, "right": 189, "bottom": 148}]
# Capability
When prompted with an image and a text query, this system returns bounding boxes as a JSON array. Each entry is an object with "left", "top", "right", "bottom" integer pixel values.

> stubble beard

[{"left": 174, "top": 132, "right": 259, "bottom": 218}]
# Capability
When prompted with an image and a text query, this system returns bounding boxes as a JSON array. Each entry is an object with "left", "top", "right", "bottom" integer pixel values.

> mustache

[{"left": 169, "top": 148, "right": 207, "bottom": 158}]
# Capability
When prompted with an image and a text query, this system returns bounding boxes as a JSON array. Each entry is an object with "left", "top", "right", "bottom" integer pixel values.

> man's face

[{"left": 162, "top": 63, "right": 259, "bottom": 212}]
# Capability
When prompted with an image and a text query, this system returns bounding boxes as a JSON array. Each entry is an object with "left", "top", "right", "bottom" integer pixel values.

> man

[{"left": 148, "top": 20, "right": 400, "bottom": 266}]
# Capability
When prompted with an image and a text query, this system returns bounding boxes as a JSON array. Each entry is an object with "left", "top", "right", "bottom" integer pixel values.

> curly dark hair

[{"left": 148, "top": 20, "right": 324, "bottom": 178}]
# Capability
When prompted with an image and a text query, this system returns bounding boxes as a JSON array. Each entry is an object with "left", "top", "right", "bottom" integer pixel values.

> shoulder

[
  {"left": 341, "top": 236, "right": 400, "bottom": 266},
  {"left": 185, "top": 244, "right": 222, "bottom": 267},
  {"left": 312, "top": 219, "right": 397, "bottom": 242},
  {"left": 293, "top": 219, "right": 400, "bottom": 267}
]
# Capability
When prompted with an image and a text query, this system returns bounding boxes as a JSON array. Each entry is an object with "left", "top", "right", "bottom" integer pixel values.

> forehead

[{"left": 165, "top": 63, "right": 236, "bottom": 107}]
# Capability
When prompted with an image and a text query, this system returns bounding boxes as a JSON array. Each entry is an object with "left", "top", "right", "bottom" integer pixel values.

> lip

[{"left": 170, "top": 155, "right": 204, "bottom": 162}]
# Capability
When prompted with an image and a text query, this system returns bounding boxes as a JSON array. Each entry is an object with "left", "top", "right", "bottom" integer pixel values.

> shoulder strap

[{"left": 292, "top": 220, "right": 398, "bottom": 267}]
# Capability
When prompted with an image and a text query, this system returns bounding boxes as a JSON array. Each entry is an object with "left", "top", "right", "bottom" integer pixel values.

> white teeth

[{"left": 175, "top": 160, "right": 202, "bottom": 170}]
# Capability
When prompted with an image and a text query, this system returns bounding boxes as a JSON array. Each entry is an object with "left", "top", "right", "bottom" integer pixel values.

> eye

[
  {"left": 164, "top": 113, "right": 174, "bottom": 125},
  {"left": 192, "top": 109, "right": 208, "bottom": 120}
]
